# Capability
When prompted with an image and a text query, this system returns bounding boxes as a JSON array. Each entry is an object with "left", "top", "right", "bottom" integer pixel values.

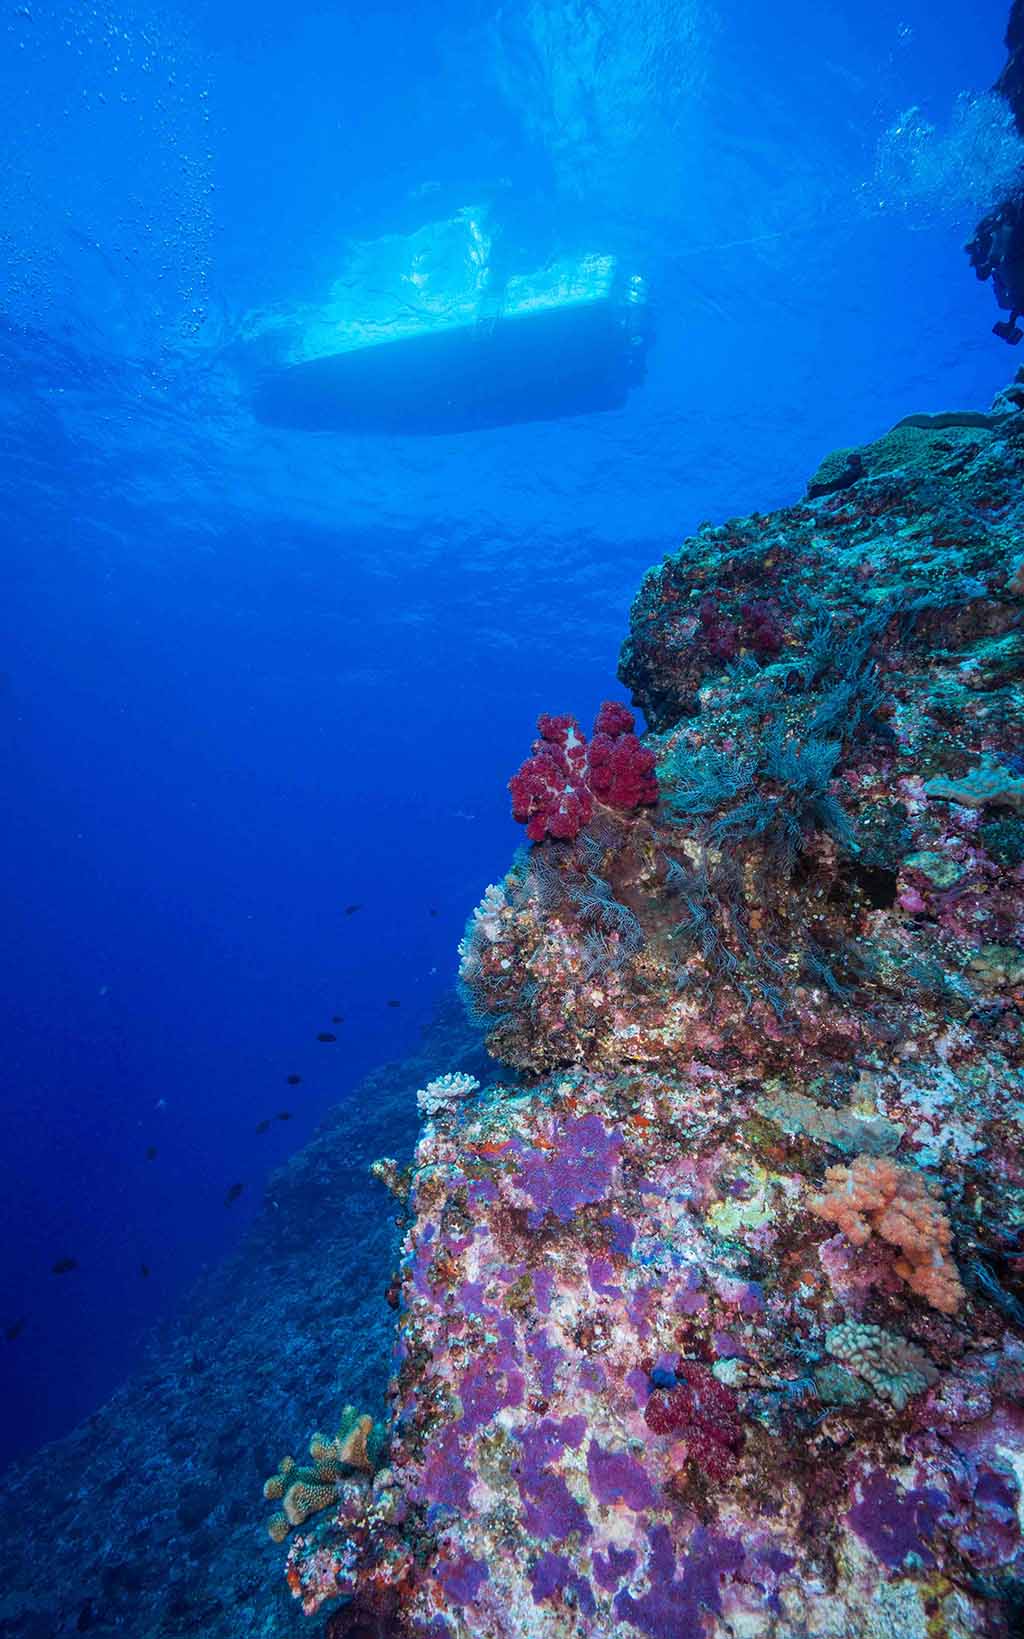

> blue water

[{"left": 0, "top": 0, "right": 1018, "bottom": 1468}]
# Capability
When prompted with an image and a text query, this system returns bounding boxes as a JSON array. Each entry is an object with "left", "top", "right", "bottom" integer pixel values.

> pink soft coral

[
  {"left": 509, "top": 703, "right": 657, "bottom": 842},
  {"left": 810, "top": 1155, "right": 964, "bottom": 1315}
]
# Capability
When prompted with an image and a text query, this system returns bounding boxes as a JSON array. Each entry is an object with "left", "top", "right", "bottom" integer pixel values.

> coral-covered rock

[{"left": 281, "top": 394, "right": 1024, "bottom": 1635}]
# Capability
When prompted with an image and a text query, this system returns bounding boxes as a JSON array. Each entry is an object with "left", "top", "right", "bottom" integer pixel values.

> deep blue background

[{"left": 0, "top": 0, "right": 1019, "bottom": 1466}]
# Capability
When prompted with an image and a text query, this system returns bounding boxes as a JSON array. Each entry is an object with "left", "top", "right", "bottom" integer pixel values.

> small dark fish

[
  {"left": 224, "top": 1182, "right": 244, "bottom": 1206},
  {"left": 277, "top": 1110, "right": 292, "bottom": 1121},
  {"left": 344, "top": 903, "right": 362, "bottom": 915},
  {"left": 387, "top": 999, "right": 401, "bottom": 1009},
  {"left": 286, "top": 1073, "right": 302, "bottom": 1086},
  {"left": 429, "top": 908, "right": 438, "bottom": 917},
  {"left": 255, "top": 1119, "right": 271, "bottom": 1134},
  {"left": 331, "top": 1015, "right": 344, "bottom": 1023},
  {"left": 140, "top": 1263, "right": 150, "bottom": 1279},
  {"left": 52, "top": 1257, "right": 79, "bottom": 1275},
  {"left": 317, "top": 1031, "right": 337, "bottom": 1043},
  {"left": 5, "top": 1317, "right": 26, "bottom": 1342},
  {"left": 145, "top": 1146, "right": 158, "bottom": 1161}
]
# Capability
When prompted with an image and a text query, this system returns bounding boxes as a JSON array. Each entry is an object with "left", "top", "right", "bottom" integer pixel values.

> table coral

[
  {"left": 416, "top": 1072, "right": 480, "bottom": 1120},
  {"left": 277, "top": 387, "right": 1024, "bottom": 1637}
]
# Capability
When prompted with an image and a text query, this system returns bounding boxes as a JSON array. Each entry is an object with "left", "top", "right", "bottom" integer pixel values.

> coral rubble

[{"left": 281, "top": 391, "right": 1024, "bottom": 1637}]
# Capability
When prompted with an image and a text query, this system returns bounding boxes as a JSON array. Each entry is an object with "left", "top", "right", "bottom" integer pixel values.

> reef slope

[{"left": 0, "top": 1001, "right": 489, "bottom": 1639}]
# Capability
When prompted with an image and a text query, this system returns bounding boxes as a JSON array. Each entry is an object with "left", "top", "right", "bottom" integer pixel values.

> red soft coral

[
  {"left": 698, "top": 595, "right": 739, "bottom": 662},
  {"left": 509, "top": 716, "right": 593, "bottom": 843},
  {"left": 593, "top": 700, "right": 637, "bottom": 738},
  {"left": 741, "top": 598, "right": 784, "bottom": 657},
  {"left": 588, "top": 730, "right": 659, "bottom": 811},
  {"left": 508, "top": 702, "right": 658, "bottom": 842},
  {"left": 644, "top": 1364, "right": 742, "bottom": 1483}
]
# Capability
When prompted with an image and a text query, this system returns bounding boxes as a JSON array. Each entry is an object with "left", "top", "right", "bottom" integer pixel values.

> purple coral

[
  {"left": 530, "top": 1552, "right": 596, "bottom": 1615},
  {"left": 418, "top": 1426, "right": 474, "bottom": 1511},
  {"left": 435, "top": 1553, "right": 489, "bottom": 1606},
  {"left": 614, "top": 1524, "right": 743, "bottom": 1637},
  {"left": 587, "top": 1440, "right": 655, "bottom": 1510},
  {"left": 515, "top": 1418, "right": 591, "bottom": 1543},
  {"left": 592, "top": 1543, "right": 638, "bottom": 1592},
  {"left": 458, "top": 1353, "right": 524, "bottom": 1433},
  {"left": 517, "top": 1115, "right": 622, "bottom": 1227},
  {"left": 846, "top": 1469, "right": 948, "bottom": 1569}
]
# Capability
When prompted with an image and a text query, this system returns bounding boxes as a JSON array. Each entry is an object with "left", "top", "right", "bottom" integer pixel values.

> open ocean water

[{"left": 0, "top": 0, "right": 1019, "bottom": 1478}]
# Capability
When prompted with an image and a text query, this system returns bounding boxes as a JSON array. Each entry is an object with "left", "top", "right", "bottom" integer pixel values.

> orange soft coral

[{"left": 810, "top": 1155, "right": 964, "bottom": 1314}]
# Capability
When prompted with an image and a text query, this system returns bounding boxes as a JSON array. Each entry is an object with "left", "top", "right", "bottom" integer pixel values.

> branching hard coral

[
  {"left": 825, "top": 1321, "right": 938, "bottom": 1410},
  {"left": 458, "top": 884, "right": 519, "bottom": 1027},
  {"left": 369, "top": 1155, "right": 409, "bottom": 1202},
  {"left": 460, "top": 883, "right": 511, "bottom": 953},
  {"left": 925, "top": 758, "right": 1024, "bottom": 812},
  {"left": 264, "top": 1409, "right": 379, "bottom": 1542},
  {"left": 811, "top": 1156, "right": 965, "bottom": 1314}
]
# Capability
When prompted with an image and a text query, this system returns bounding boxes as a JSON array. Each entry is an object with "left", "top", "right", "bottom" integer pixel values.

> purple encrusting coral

[
  {"left": 458, "top": 1352, "right": 524, "bottom": 1432},
  {"left": 283, "top": 385, "right": 1024, "bottom": 1639},
  {"left": 435, "top": 1553, "right": 490, "bottom": 1606},
  {"left": 527, "top": 1329, "right": 561, "bottom": 1395},
  {"left": 514, "top": 1417, "right": 591, "bottom": 1542},
  {"left": 847, "top": 1469, "right": 949, "bottom": 1569},
  {"left": 516, "top": 1115, "right": 622, "bottom": 1226},
  {"left": 587, "top": 1440, "right": 655, "bottom": 1509},
  {"left": 531, "top": 1551, "right": 596, "bottom": 1615},
  {"left": 592, "top": 1543, "right": 638, "bottom": 1592},
  {"left": 614, "top": 1525, "right": 744, "bottom": 1638},
  {"left": 519, "top": 1469, "right": 591, "bottom": 1542},
  {"left": 417, "top": 1426, "right": 474, "bottom": 1511}
]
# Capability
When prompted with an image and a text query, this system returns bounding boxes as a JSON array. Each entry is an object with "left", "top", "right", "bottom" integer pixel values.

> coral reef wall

[
  {"left": 287, "top": 386, "right": 1024, "bottom": 1638},
  {"left": 997, "top": 0, "right": 1024, "bottom": 135}
]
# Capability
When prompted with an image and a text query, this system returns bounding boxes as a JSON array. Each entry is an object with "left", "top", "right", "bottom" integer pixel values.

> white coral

[
  {"left": 458, "top": 883, "right": 510, "bottom": 977},
  {"left": 416, "top": 1072, "right": 481, "bottom": 1119},
  {"left": 825, "top": 1320, "right": 937, "bottom": 1410}
]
